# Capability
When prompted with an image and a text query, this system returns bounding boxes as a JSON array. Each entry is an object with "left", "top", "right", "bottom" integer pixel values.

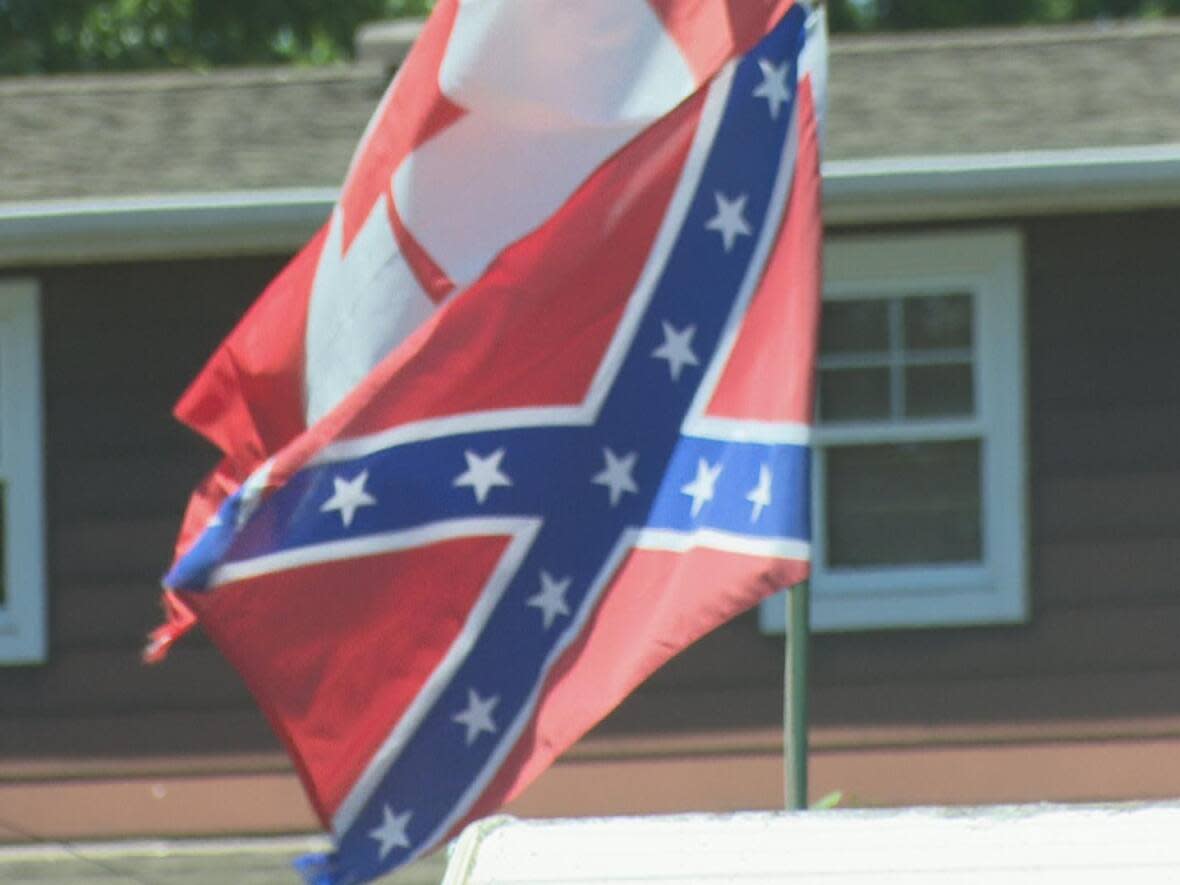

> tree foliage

[
  {"left": 829, "top": 0, "right": 1180, "bottom": 32},
  {"left": 0, "top": 0, "right": 432, "bottom": 75},
  {"left": 3, "top": 0, "right": 1180, "bottom": 76}
]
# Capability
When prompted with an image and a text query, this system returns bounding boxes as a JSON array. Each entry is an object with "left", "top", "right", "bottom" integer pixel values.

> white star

[
  {"left": 753, "top": 58, "right": 792, "bottom": 119},
  {"left": 452, "top": 688, "right": 500, "bottom": 746},
  {"left": 592, "top": 448, "right": 639, "bottom": 507},
  {"left": 652, "top": 321, "right": 700, "bottom": 381},
  {"left": 527, "top": 571, "right": 572, "bottom": 630},
  {"left": 453, "top": 448, "right": 512, "bottom": 504},
  {"left": 746, "top": 464, "right": 773, "bottom": 523},
  {"left": 368, "top": 805, "right": 412, "bottom": 860},
  {"left": 320, "top": 469, "right": 377, "bottom": 528},
  {"left": 704, "top": 191, "right": 752, "bottom": 253},
  {"left": 681, "top": 458, "right": 723, "bottom": 518}
]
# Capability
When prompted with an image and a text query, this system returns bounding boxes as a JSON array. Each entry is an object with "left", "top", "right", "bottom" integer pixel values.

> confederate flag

[{"left": 153, "top": 2, "right": 827, "bottom": 882}]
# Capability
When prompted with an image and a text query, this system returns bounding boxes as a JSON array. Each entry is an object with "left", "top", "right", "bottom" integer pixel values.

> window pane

[
  {"left": 825, "top": 441, "right": 981, "bottom": 567},
  {"left": 903, "top": 294, "right": 972, "bottom": 351},
  {"left": 821, "top": 300, "right": 889, "bottom": 355},
  {"left": 819, "top": 368, "right": 890, "bottom": 422},
  {"left": 905, "top": 363, "right": 974, "bottom": 417},
  {"left": 0, "top": 483, "right": 6, "bottom": 608}
]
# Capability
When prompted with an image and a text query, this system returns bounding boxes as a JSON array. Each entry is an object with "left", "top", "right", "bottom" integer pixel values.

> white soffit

[{"left": 3, "top": 144, "right": 1180, "bottom": 267}]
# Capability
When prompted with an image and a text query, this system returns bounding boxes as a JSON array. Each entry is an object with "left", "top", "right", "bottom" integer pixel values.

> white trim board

[
  {"left": 4, "top": 144, "right": 1180, "bottom": 268},
  {"left": 0, "top": 189, "right": 336, "bottom": 268},
  {"left": 0, "top": 278, "right": 46, "bottom": 664},
  {"left": 823, "top": 143, "right": 1180, "bottom": 224}
]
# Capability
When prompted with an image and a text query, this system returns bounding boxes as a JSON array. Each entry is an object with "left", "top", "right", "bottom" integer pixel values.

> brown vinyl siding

[
  {"left": 2, "top": 210, "right": 1180, "bottom": 831},
  {"left": 3, "top": 256, "right": 281, "bottom": 766},
  {"left": 604, "top": 209, "right": 1180, "bottom": 760}
]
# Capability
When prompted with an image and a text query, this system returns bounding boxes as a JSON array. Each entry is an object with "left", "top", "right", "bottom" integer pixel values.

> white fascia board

[
  {"left": 0, "top": 188, "right": 336, "bottom": 268},
  {"left": 824, "top": 143, "right": 1180, "bottom": 225},
  {"left": 4, "top": 144, "right": 1180, "bottom": 268}
]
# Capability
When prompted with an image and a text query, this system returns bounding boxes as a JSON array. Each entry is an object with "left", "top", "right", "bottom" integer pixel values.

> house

[{"left": 3, "top": 16, "right": 1180, "bottom": 851}]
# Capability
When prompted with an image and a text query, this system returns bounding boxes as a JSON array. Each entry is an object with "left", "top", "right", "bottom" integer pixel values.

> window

[
  {"left": 0, "top": 279, "right": 46, "bottom": 663},
  {"left": 762, "top": 230, "right": 1027, "bottom": 632}
]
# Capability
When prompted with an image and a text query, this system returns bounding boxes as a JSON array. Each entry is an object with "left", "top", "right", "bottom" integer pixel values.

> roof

[
  {"left": 5, "top": 17, "right": 1180, "bottom": 266},
  {"left": 829, "top": 19, "right": 1180, "bottom": 160},
  {"left": 1, "top": 66, "right": 383, "bottom": 202},
  {"left": 5, "top": 18, "right": 1180, "bottom": 205}
]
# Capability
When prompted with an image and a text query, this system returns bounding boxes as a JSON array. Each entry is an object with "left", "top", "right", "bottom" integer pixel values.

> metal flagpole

[
  {"left": 784, "top": 0, "right": 823, "bottom": 815},
  {"left": 784, "top": 581, "right": 811, "bottom": 810}
]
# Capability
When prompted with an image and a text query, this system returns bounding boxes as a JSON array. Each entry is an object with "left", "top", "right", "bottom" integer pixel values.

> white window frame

[
  {"left": 762, "top": 229, "right": 1028, "bottom": 632},
  {"left": 0, "top": 278, "right": 47, "bottom": 663}
]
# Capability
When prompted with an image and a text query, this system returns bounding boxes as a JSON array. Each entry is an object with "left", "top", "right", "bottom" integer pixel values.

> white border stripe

[
  {"left": 633, "top": 527, "right": 810, "bottom": 560},
  {"left": 208, "top": 516, "right": 533, "bottom": 587},
  {"left": 311, "top": 405, "right": 589, "bottom": 464},
  {"left": 686, "top": 417, "right": 811, "bottom": 445}
]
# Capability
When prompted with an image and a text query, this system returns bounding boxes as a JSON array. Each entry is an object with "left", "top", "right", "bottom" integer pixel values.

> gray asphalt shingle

[
  {"left": 828, "top": 21, "right": 1180, "bottom": 159},
  {"left": 2, "top": 67, "right": 384, "bottom": 202},
  {"left": 5, "top": 19, "right": 1180, "bottom": 204}
]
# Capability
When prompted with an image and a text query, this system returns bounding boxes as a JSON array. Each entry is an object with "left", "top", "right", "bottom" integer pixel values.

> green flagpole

[
  {"left": 785, "top": 581, "right": 810, "bottom": 811},
  {"left": 785, "top": 0, "right": 821, "bottom": 814}
]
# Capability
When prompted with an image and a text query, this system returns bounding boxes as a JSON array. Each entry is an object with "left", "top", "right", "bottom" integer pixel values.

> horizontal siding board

[
  {"left": 815, "top": 665, "right": 1180, "bottom": 725},
  {"left": 53, "top": 516, "right": 181, "bottom": 582},
  {"left": 811, "top": 665, "right": 1180, "bottom": 726},
  {"left": 641, "top": 603, "right": 1180, "bottom": 692},
  {"left": 600, "top": 685, "right": 785, "bottom": 734},
  {"left": 1, "top": 646, "right": 252, "bottom": 716},
  {"left": 1031, "top": 403, "right": 1180, "bottom": 477},
  {"left": 640, "top": 613, "right": 781, "bottom": 690},
  {"left": 45, "top": 389, "right": 211, "bottom": 457},
  {"left": 51, "top": 454, "right": 206, "bottom": 521},
  {"left": 1034, "top": 469, "right": 1180, "bottom": 542},
  {"left": 53, "top": 580, "right": 168, "bottom": 648},
  {"left": 31, "top": 606, "right": 1180, "bottom": 759},
  {"left": 1026, "top": 212, "right": 1180, "bottom": 410},
  {"left": 40, "top": 257, "right": 278, "bottom": 393},
  {"left": 1036, "top": 536, "right": 1180, "bottom": 606},
  {"left": 0, "top": 710, "right": 279, "bottom": 766},
  {"left": 13, "top": 714, "right": 1180, "bottom": 782},
  {"left": 806, "top": 604, "right": 1180, "bottom": 686},
  {"left": 603, "top": 666, "right": 1180, "bottom": 736},
  {"left": 576, "top": 716, "right": 1180, "bottom": 760}
]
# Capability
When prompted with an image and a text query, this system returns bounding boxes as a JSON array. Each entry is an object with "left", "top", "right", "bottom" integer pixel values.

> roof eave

[
  {"left": 3, "top": 144, "right": 1180, "bottom": 269},
  {"left": 824, "top": 143, "right": 1180, "bottom": 224},
  {"left": 0, "top": 188, "right": 337, "bottom": 269}
]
